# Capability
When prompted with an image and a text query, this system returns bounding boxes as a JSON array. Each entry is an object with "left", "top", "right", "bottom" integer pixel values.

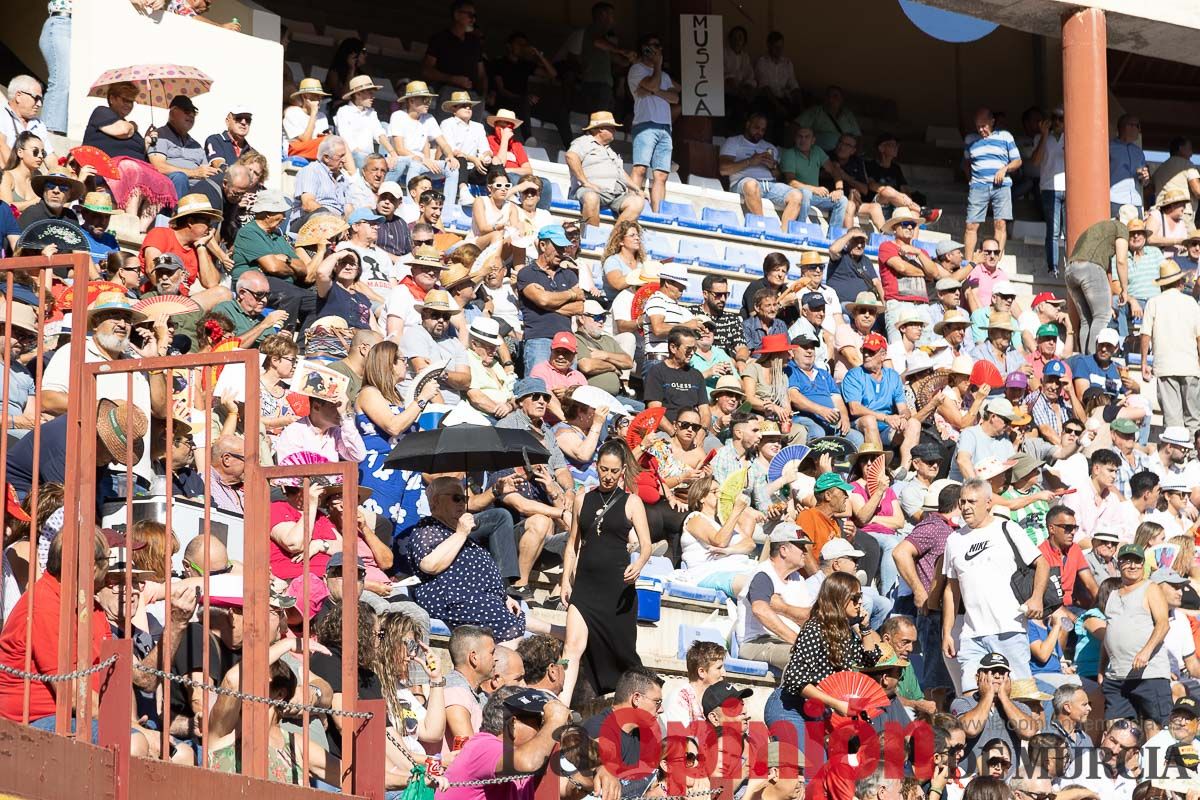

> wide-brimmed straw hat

[
  {"left": 342, "top": 74, "right": 384, "bottom": 100},
  {"left": 486, "top": 108, "right": 524, "bottom": 129},
  {"left": 31, "top": 170, "right": 85, "bottom": 202},
  {"left": 405, "top": 244, "right": 448, "bottom": 271},
  {"left": 934, "top": 308, "right": 971, "bottom": 334},
  {"left": 414, "top": 289, "right": 456, "bottom": 313},
  {"left": 399, "top": 80, "right": 437, "bottom": 101},
  {"left": 441, "top": 91, "right": 481, "bottom": 112},
  {"left": 846, "top": 291, "right": 884, "bottom": 313},
  {"left": 880, "top": 207, "right": 925, "bottom": 233},
  {"left": 80, "top": 191, "right": 117, "bottom": 215},
  {"left": 711, "top": 375, "right": 744, "bottom": 398},
  {"left": 1158, "top": 187, "right": 1190, "bottom": 209},
  {"left": 295, "top": 214, "right": 349, "bottom": 247},
  {"left": 291, "top": 78, "right": 331, "bottom": 99},
  {"left": 96, "top": 398, "right": 149, "bottom": 466},
  {"left": 985, "top": 311, "right": 1020, "bottom": 332},
  {"left": 582, "top": 111, "right": 622, "bottom": 132},
  {"left": 170, "top": 193, "right": 223, "bottom": 223},
  {"left": 1157, "top": 259, "right": 1189, "bottom": 286}
]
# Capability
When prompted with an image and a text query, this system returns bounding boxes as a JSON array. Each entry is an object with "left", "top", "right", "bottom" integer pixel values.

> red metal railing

[{"left": 0, "top": 252, "right": 384, "bottom": 798}]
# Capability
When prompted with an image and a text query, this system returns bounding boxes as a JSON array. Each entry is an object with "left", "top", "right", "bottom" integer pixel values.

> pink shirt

[
  {"left": 274, "top": 416, "right": 367, "bottom": 464},
  {"left": 1063, "top": 481, "right": 1140, "bottom": 542},
  {"left": 967, "top": 264, "right": 1011, "bottom": 308},
  {"left": 442, "top": 732, "right": 537, "bottom": 800},
  {"left": 530, "top": 362, "right": 587, "bottom": 394}
]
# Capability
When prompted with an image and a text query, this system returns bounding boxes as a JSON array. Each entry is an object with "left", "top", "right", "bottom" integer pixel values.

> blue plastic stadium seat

[
  {"left": 868, "top": 233, "right": 892, "bottom": 248},
  {"left": 676, "top": 239, "right": 711, "bottom": 265},
  {"left": 286, "top": 156, "right": 310, "bottom": 167},
  {"left": 430, "top": 619, "right": 452, "bottom": 637},
  {"left": 641, "top": 199, "right": 700, "bottom": 226},
  {"left": 743, "top": 214, "right": 777, "bottom": 238},
  {"left": 915, "top": 239, "right": 939, "bottom": 258},
  {"left": 548, "top": 182, "right": 581, "bottom": 212},
  {"left": 698, "top": 207, "right": 744, "bottom": 236},
  {"left": 724, "top": 245, "right": 762, "bottom": 274},
  {"left": 724, "top": 657, "right": 770, "bottom": 677},
  {"left": 676, "top": 625, "right": 725, "bottom": 661},
  {"left": 642, "top": 229, "right": 676, "bottom": 261},
  {"left": 581, "top": 224, "right": 608, "bottom": 251}
]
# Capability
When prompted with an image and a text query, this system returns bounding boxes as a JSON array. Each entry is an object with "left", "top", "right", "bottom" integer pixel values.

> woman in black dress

[{"left": 560, "top": 440, "right": 652, "bottom": 703}]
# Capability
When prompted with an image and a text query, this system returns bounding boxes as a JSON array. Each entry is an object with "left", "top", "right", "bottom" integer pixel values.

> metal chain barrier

[
  {"left": 130, "top": 663, "right": 375, "bottom": 719},
  {"left": 0, "top": 655, "right": 118, "bottom": 683}
]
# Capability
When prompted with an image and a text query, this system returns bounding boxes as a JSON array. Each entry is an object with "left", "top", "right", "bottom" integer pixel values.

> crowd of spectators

[{"left": 5, "top": 3, "right": 1200, "bottom": 800}]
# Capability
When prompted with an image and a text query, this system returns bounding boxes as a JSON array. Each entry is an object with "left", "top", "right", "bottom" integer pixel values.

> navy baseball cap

[{"left": 801, "top": 292, "right": 826, "bottom": 310}]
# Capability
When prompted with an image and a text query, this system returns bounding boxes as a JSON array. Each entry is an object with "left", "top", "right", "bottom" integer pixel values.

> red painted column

[{"left": 1062, "top": 7, "right": 1110, "bottom": 254}]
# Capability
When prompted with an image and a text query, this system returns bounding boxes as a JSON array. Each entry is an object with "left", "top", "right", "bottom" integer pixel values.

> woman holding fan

[
  {"left": 778, "top": 571, "right": 882, "bottom": 716},
  {"left": 559, "top": 440, "right": 652, "bottom": 704},
  {"left": 847, "top": 443, "right": 904, "bottom": 598}
]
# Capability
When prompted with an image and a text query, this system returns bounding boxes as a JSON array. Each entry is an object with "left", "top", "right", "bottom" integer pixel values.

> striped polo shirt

[{"left": 964, "top": 130, "right": 1019, "bottom": 187}]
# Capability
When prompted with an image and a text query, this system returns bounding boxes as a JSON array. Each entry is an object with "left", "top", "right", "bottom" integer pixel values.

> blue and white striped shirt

[{"left": 964, "top": 130, "right": 1019, "bottom": 187}]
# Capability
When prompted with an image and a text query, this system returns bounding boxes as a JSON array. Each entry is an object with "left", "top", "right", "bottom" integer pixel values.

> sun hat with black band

[
  {"left": 96, "top": 398, "right": 149, "bottom": 466},
  {"left": 469, "top": 317, "right": 503, "bottom": 346}
]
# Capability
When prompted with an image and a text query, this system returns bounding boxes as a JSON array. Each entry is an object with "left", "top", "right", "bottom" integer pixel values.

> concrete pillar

[{"left": 1061, "top": 7, "right": 1110, "bottom": 255}]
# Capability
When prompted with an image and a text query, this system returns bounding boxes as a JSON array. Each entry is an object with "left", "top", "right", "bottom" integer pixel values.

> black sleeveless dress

[{"left": 573, "top": 487, "right": 642, "bottom": 695}]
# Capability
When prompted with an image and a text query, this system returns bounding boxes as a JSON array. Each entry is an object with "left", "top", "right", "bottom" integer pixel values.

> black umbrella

[{"left": 384, "top": 424, "right": 551, "bottom": 473}]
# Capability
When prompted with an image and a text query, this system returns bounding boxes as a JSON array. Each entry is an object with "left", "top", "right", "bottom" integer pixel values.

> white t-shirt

[
  {"left": 339, "top": 241, "right": 399, "bottom": 294},
  {"left": 1034, "top": 132, "right": 1066, "bottom": 192},
  {"left": 627, "top": 63, "right": 673, "bottom": 127},
  {"left": 334, "top": 103, "right": 386, "bottom": 155},
  {"left": 283, "top": 105, "right": 330, "bottom": 141},
  {"left": 485, "top": 283, "right": 522, "bottom": 334},
  {"left": 1165, "top": 609, "right": 1196, "bottom": 675},
  {"left": 42, "top": 338, "right": 153, "bottom": 482},
  {"left": 719, "top": 135, "right": 777, "bottom": 184},
  {"left": 389, "top": 111, "right": 441, "bottom": 156},
  {"left": 1017, "top": 309, "right": 1064, "bottom": 355},
  {"left": 942, "top": 517, "right": 1041, "bottom": 638},
  {"left": 1145, "top": 509, "right": 1186, "bottom": 542},
  {"left": 385, "top": 283, "right": 422, "bottom": 330},
  {"left": 398, "top": 324, "right": 468, "bottom": 406}
]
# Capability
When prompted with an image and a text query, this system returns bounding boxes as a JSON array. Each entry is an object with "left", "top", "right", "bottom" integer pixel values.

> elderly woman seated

[{"left": 408, "top": 477, "right": 557, "bottom": 647}]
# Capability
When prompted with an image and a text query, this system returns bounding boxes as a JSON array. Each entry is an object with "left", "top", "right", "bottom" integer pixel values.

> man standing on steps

[
  {"left": 962, "top": 107, "right": 1021, "bottom": 259},
  {"left": 626, "top": 34, "right": 679, "bottom": 215},
  {"left": 1141, "top": 259, "right": 1200, "bottom": 431},
  {"left": 1030, "top": 108, "right": 1067, "bottom": 277}
]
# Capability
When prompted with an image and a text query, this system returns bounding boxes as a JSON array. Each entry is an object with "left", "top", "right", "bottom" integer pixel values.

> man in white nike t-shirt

[{"left": 941, "top": 477, "right": 1050, "bottom": 691}]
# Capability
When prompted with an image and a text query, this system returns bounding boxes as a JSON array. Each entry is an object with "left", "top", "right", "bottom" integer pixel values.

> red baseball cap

[
  {"left": 1032, "top": 292, "right": 1065, "bottom": 307},
  {"left": 551, "top": 331, "right": 578, "bottom": 352},
  {"left": 861, "top": 333, "right": 887, "bottom": 353}
]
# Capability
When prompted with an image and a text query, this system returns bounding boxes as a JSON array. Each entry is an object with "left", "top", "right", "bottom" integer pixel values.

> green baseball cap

[
  {"left": 1117, "top": 543, "right": 1145, "bottom": 561},
  {"left": 1036, "top": 323, "right": 1060, "bottom": 338},
  {"left": 814, "top": 472, "right": 854, "bottom": 493},
  {"left": 1110, "top": 418, "right": 1138, "bottom": 435}
]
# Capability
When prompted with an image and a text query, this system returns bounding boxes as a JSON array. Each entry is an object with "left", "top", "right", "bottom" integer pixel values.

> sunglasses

[
  {"left": 521, "top": 189, "right": 540, "bottom": 197},
  {"left": 982, "top": 249, "right": 1001, "bottom": 255},
  {"left": 707, "top": 291, "right": 730, "bottom": 298},
  {"left": 413, "top": 238, "right": 434, "bottom": 247},
  {"left": 677, "top": 421, "right": 703, "bottom": 432},
  {"left": 18, "top": 90, "right": 43, "bottom": 104},
  {"left": 897, "top": 221, "right": 918, "bottom": 229},
  {"left": 1051, "top": 523, "right": 1079, "bottom": 532},
  {"left": 987, "top": 757, "right": 1012, "bottom": 770},
  {"left": 23, "top": 147, "right": 45, "bottom": 158},
  {"left": 850, "top": 593, "right": 863, "bottom": 603},
  {"left": 491, "top": 183, "right": 511, "bottom": 191},
  {"left": 441, "top": 493, "right": 467, "bottom": 503},
  {"left": 231, "top": 115, "right": 252, "bottom": 123},
  {"left": 526, "top": 392, "right": 551, "bottom": 403},
  {"left": 240, "top": 288, "right": 270, "bottom": 302},
  {"left": 427, "top": 311, "right": 454, "bottom": 321},
  {"left": 43, "top": 181, "right": 71, "bottom": 193},
  {"left": 173, "top": 436, "right": 196, "bottom": 449},
  {"left": 187, "top": 560, "right": 233, "bottom": 576},
  {"left": 1063, "top": 427, "right": 1084, "bottom": 435}
]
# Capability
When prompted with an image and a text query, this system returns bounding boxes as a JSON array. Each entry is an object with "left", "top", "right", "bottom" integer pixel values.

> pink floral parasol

[{"left": 87, "top": 64, "right": 213, "bottom": 109}]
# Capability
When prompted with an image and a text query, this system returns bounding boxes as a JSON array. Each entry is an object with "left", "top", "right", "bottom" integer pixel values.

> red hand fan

[
  {"left": 69, "top": 145, "right": 120, "bottom": 180},
  {"left": 818, "top": 670, "right": 890, "bottom": 725},
  {"left": 631, "top": 282, "right": 661, "bottom": 321},
  {"left": 626, "top": 407, "right": 666, "bottom": 449},
  {"left": 287, "top": 391, "right": 311, "bottom": 418},
  {"left": 969, "top": 360, "right": 1004, "bottom": 390},
  {"left": 54, "top": 280, "right": 128, "bottom": 313},
  {"left": 701, "top": 448, "right": 717, "bottom": 468},
  {"left": 864, "top": 454, "right": 883, "bottom": 497}
]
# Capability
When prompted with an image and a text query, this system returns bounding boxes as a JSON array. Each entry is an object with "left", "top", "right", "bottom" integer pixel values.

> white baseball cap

[
  {"left": 377, "top": 181, "right": 404, "bottom": 199},
  {"left": 993, "top": 281, "right": 1017, "bottom": 297},
  {"left": 583, "top": 300, "right": 607, "bottom": 316},
  {"left": 821, "top": 539, "right": 865, "bottom": 561},
  {"left": 1096, "top": 328, "right": 1121, "bottom": 347}
]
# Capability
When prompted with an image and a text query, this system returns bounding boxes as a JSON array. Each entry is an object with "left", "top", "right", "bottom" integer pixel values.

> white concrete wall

[{"left": 68, "top": 0, "right": 284, "bottom": 190}]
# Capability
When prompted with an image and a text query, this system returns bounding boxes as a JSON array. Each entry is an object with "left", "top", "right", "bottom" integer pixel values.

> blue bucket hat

[
  {"left": 536, "top": 225, "right": 571, "bottom": 247},
  {"left": 513, "top": 377, "right": 549, "bottom": 399}
]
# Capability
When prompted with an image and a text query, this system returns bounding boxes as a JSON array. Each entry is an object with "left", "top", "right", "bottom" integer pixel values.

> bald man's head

[{"left": 183, "top": 536, "right": 231, "bottom": 576}]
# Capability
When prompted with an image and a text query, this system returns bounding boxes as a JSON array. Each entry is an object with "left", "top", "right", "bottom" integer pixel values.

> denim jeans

[
  {"left": 523, "top": 337, "right": 553, "bottom": 376},
  {"left": 468, "top": 507, "right": 519, "bottom": 583},
  {"left": 956, "top": 631, "right": 1033, "bottom": 691},
  {"left": 799, "top": 188, "right": 849, "bottom": 229},
  {"left": 166, "top": 171, "right": 192, "bottom": 200},
  {"left": 1040, "top": 190, "right": 1065, "bottom": 271},
  {"left": 1065, "top": 260, "right": 1113, "bottom": 354},
  {"left": 763, "top": 687, "right": 811, "bottom": 743},
  {"left": 861, "top": 530, "right": 902, "bottom": 597},
  {"left": 915, "top": 610, "right": 954, "bottom": 691},
  {"left": 385, "top": 157, "right": 462, "bottom": 215},
  {"left": 39, "top": 14, "right": 71, "bottom": 133},
  {"left": 792, "top": 414, "right": 865, "bottom": 448}
]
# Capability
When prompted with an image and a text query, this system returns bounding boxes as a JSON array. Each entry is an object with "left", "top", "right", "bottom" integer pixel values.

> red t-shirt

[
  {"left": 0, "top": 574, "right": 111, "bottom": 722},
  {"left": 139, "top": 226, "right": 201, "bottom": 294},
  {"left": 486, "top": 134, "right": 529, "bottom": 169},
  {"left": 269, "top": 500, "right": 337, "bottom": 580},
  {"left": 876, "top": 241, "right": 927, "bottom": 303},
  {"left": 1038, "top": 539, "right": 1090, "bottom": 606}
]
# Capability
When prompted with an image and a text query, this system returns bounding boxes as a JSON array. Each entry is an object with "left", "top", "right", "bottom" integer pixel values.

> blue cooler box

[{"left": 636, "top": 576, "right": 664, "bottom": 623}]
